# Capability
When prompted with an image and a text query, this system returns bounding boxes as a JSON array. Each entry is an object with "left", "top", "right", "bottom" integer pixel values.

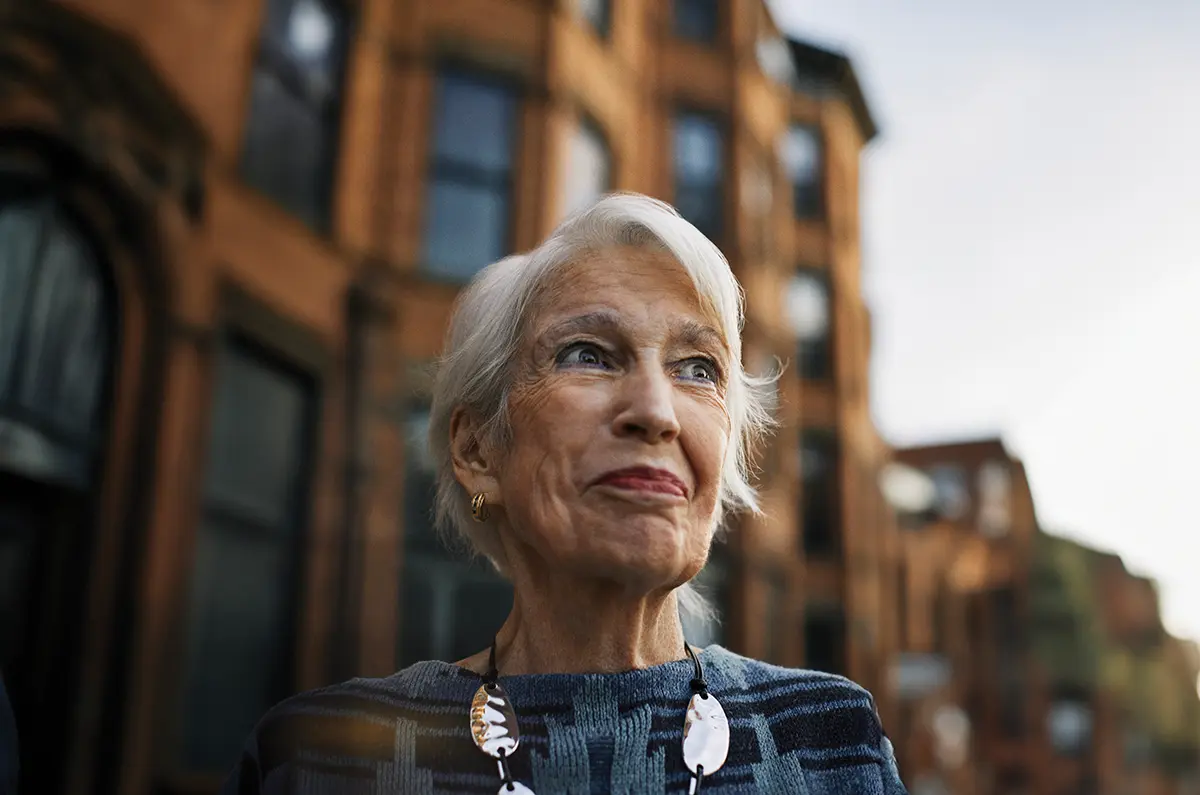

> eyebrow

[
  {"left": 537, "top": 311, "right": 624, "bottom": 343},
  {"left": 675, "top": 319, "right": 728, "bottom": 355},
  {"left": 536, "top": 312, "right": 729, "bottom": 360}
]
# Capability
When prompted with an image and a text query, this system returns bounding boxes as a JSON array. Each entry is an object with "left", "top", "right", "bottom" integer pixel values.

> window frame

[
  {"left": 237, "top": 0, "right": 354, "bottom": 231},
  {"left": 166, "top": 287, "right": 328, "bottom": 780},
  {"left": 788, "top": 266, "right": 834, "bottom": 382},
  {"left": 671, "top": 109, "right": 727, "bottom": 245},
  {"left": 799, "top": 428, "right": 840, "bottom": 557},
  {"left": 0, "top": 174, "right": 117, "bottom": 489},
  {"left": 421, "top": 64, "right": 523, "bottom": 282},
  {"left": 784, "top": 122, "right": 824, "bottom": 221}
]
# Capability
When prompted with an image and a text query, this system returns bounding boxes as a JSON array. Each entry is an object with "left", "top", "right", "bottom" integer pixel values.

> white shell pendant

[
  {"left": 682, "top": 692, "right": 730, "bottom": 792},
  {"left": 470, "top": 683, "right": 521, "bottom": 758},
  {"left": 496, "top": 782, "right": 535, "bottom": 795}
]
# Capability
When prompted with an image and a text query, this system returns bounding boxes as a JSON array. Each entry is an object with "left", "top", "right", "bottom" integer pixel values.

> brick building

[
  {"left": 893, "top": 439, "right": 1045, "bottom": 794},
  {"left": 891, "top": 436, "right": 1200, "bottom": 795},
  {"left": 0, "top": 1, "right": 898, "bottom": 794},
  {"left": 1032, "top": 535, "right": 1200, "bottom": 795}
]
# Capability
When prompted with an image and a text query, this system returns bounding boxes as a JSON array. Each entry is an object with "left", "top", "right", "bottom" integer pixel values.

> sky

[{"left": 768, "top": 0, "right": 1200, "bottom": 644}]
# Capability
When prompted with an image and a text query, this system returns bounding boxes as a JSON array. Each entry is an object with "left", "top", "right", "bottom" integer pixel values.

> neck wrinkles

[{"left": 460, "top": 576, "right": 691, "bottom": 677}]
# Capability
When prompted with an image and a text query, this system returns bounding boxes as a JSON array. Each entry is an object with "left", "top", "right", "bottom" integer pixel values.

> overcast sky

[{"left": 767, "top": 0, "right": 1200, "bottom": 645}]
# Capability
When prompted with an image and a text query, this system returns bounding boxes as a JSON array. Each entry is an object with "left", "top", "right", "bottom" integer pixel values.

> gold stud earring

[{"left": 470, "top": 492, "right": 489, "bottom": 523}]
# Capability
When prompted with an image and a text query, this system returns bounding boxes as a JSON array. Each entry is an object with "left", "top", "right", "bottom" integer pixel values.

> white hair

[{"left": 427, "top": 192, "right": 777, "bottom": 624}]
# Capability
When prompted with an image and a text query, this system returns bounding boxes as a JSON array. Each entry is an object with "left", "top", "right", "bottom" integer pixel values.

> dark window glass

[
  {"left": 0, "top": 181, "right": 111, "bottom": 488},
  {"left": 804, "top": 606, "right": 845, "bottom": 675},
  {"left": 559, "top": 118, "right": 612, "bottom": 220},
  {"left": 575, "top": 0, "right": 611, "bottom": 38},
  {"left": 398, "top": 408, "right": 513, "bottom": 667},
  {"left": 240, "top": 0, "right": 350, "bottom": 229},
  {"left": 673, "top": 113, "right": 724, "bottom": 241},
  {"left": 783, "top": 124, "right": 822, "bottom": 219},
  {"left": 452, "top": 577, "right": 515, "bottom": 659},
  {"left": 402, "top": 408, "right": 440, "bottom": 554},
  {"left": 928, "top": 463, "right": 970, "bottom": 520},
  {"left": 673, "top": 0, "right": 719, "bottom": 43},
  {"left": 424, "top": 71, "right": 519, "bottom": 280},
  {"left": 0, "top": 496, "right": 38, "bottom": 678},
  {"left": 800, "top": 430, "right": 839, "bottom": 556},
  {"left": 991, "top": 587, "right": 1026, "bottom": 737},
  {"left": 763, "top": 569, "right": 786, "bottom": 663},
  {"left": 399, "top": 554, "right": 514, "bottom": 668},
  {"left": 178, "top": 337, "right": 315, "bottom": 772},
  {"left": 785, "top": 270, "right": 832, "bottom": 380}
]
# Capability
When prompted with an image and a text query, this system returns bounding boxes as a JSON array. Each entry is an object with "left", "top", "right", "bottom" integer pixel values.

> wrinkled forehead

[{"left": 522, "top": 246, "right": 730, "bottom": 347}]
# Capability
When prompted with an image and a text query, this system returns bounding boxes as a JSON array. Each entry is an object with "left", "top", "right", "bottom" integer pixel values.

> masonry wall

[{"left": 1, "top": 1, "right": 894, "bottom": 794}]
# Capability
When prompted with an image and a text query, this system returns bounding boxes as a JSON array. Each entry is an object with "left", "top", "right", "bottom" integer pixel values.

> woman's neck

[{"left": 460, "top": 578, "right": 689, "bottom": 676}]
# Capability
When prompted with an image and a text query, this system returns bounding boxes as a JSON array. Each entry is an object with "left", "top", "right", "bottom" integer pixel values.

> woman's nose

[{"left": 611, "top": 365, "right": 681, "bottom": 444}]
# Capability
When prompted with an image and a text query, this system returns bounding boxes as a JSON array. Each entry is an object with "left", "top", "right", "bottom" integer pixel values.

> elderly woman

[{"left": 223, "top": 194, "right": 906, "bottom": 794}]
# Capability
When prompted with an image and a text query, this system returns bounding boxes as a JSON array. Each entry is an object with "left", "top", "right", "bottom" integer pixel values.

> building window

[
  {"left": 755, "top": 34, "right": 797, "bottom": 86},
  {"left": 178, "top": 335, "right": 317, "bottom": 772},
  {"left": 1048, "top": 699, "right": 1094, "bottom": 757},
  {"left": 0, "top": 177, "right": 114, "bottom": 747},
  {"left": 424, "top": 70, "right": 519, "bottom": 281},
  {"left": 763, "top": 569, "right": 786, "bottom": 663},
  {"left": 800, "top": 429, "right": 839, "bottom": 556},
  {"left": 673, "top": 113, "right": 724, "bottom": 242},
  {"left": 804, "top": 606, "right": 845, "bottom": 675},
  {"left": 574, "top": 0, "right": 611, "bottom": 38},
  {"left": 991, "top": 587, "right": 1026, "bottom": 737},
  {"left": 0, "top": 179, "right": 112, "bottom": 489},
  {"left": 928, "top": 463, "right": 970, "bottom": 520},
  {"left": 240, "top": 0, "right": 350, "bottom": 229},
  {"left": 558, "top": 117, "right": 612, "bottom": 221},
  {"left": 977, "top": 460, "right": 1013, "bottom": 538},
  {"left": 783, "top": 124, "right": 822, "bottom": 219},
  {"left": 673, "top": 0, "right": 719, "bottom": 44},
  {"left": 399, "top": 407, "right": 513, "bottom": 667},
  {"left": 785, "top": 270, "right": 833, "bottom": 380}
]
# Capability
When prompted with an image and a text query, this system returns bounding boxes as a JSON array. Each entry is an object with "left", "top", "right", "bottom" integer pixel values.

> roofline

[
  {"left": 893, "top": 436, "right": 1010, "bottom": 459},
  {"left": 785, "top": 37, "right": 879, "bottom": 143}
]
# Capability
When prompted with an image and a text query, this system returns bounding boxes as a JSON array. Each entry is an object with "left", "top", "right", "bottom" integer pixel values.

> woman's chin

[{"left": 567, "top": 539, "right": 703, "bottom": 592}]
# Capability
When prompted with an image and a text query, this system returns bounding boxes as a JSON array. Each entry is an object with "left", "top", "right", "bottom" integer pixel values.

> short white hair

[{"left": 427, "top": 192, "right": 776, "bottom": 622}]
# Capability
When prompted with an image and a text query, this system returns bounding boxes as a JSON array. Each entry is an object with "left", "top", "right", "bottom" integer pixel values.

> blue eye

[
  {"left": 557, "top": 342, "right": 610, "bottom": 369},
  {"left": 678, "top": 358, "right": 719, "bottom": 383}
]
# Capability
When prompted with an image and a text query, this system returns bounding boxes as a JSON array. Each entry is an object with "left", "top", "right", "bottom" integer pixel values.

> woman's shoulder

[
  {"left": 703, "top": 646, "right": 886, "bottom": 746},
  {"left": 704, "top": 645, "right": 878, "bottom": 705},
  {"left": 704, "top": 647, "right": 904, "bottom": 790},
  {"left": 242, "top": 661, "right": 478, "bottom": 769}
]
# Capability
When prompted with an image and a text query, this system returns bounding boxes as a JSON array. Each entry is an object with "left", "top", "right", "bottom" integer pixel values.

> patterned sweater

[{"left": 221, "top": 645, "right": 908, "bottom": 794}]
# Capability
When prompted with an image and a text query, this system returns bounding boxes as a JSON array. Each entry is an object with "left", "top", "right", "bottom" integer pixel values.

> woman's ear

[{"left": 449, "top": 406, "right": 503, "bottom": 505}]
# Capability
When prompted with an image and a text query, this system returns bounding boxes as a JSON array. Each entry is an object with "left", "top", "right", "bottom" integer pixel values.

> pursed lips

[{"left": 592, "top": 466, "right": 689, "bottom": 498}]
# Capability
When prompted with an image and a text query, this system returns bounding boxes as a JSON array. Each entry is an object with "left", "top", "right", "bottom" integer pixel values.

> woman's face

[{"left": 492, "top": 247, "right": 732, "bottom": 594}]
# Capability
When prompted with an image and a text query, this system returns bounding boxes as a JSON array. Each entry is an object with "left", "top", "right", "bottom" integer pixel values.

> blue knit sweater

[{"left": 221, "top": 645, "right": 908, "bottom": 794}]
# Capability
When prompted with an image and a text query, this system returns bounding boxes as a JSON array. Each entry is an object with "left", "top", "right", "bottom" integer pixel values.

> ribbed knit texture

[{"left": 221, "top": 646, "right": 908, "bottom": 794}]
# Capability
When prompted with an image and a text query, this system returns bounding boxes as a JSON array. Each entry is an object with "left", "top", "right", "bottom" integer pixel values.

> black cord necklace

[{"left": 469, "top": 639, "right": 730, "bottom": 794}]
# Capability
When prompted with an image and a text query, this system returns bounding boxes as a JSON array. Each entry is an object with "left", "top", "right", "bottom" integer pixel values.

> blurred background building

[{"left": 0, "top": 0, "right": 1196, "bottom": 794}]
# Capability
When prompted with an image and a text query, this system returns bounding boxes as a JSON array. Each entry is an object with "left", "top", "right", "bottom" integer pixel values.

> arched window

[{"left": 0, "top": 177, "right": 113, "bottom": 488}]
